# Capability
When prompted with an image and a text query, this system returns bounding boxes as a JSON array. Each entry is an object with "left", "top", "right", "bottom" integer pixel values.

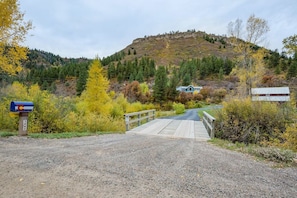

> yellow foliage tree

[
  {"left": 83, "top": 58, "right": 111, "bottom": 115},
  {"left": 228, "top": 14, "right": 269, "bottom": 97},
  {"left": 282, "top": 34, "right": 297, "bottom": 56},
  {"left": 0, "top": 0, "right": 32, "bottom": 74}
]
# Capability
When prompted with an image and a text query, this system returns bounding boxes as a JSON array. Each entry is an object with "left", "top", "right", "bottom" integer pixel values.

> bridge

[{"left": 126, "top": 109, "right": 212, "bottom": 141}]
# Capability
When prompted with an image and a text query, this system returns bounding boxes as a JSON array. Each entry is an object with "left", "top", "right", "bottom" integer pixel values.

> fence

[
  {"left": 202, "top": 111, "right": 216, "bottom": 138},
  {"left": 124, "top": 109, "right": 156, "bottom": 131}
]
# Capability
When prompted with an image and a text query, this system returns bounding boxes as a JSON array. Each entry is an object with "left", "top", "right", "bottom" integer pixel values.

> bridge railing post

[
  {"left": 125, "top": 115, "right": 130, "bottom": 131},
  {"left": 146, "top": 112, "right": 149, "bottom": 122},
  {"left": 138, "top": 114, "right": 141, "bottom": 126},
  {"left": 202, "top": 111, "right": 216, "bottom": 138},
  {"left": 124, "top": 109, "right": 156, "bottom": 131}
]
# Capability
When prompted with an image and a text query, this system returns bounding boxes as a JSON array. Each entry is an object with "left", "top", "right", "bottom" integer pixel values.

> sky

[{"left": 20, "top": 0, "right": 297, "bottom": 59}]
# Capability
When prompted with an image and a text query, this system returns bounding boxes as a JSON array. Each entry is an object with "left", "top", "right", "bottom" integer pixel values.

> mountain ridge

[{"left": 117, "top": 30, "right": 236, "bottom": 67}]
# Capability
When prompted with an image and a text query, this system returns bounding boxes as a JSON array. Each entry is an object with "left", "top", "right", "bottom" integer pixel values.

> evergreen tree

[
  {"left": 182, "top": 73, "right": 191, "bottom": 85},
  {"left": 153, "top": 66, "right": 168, "bottom": 103},
  {"left": 76, "top": 65, "right": 88, "bottom": 96},
  {"left": 135, "top": 70, "right": 144, "bottom": 83},
  {"left": 287, "top": 61, "right": 297, "bottom": 79},
  {"left": 107, "top": 63, "right": 116, "bottom": 79},
  {"left": 219, "top": 67, "right": 224, "bottom": 80},
  {"left": 167, "top": 68, "right": 179, "bottom": 101},
  {"left": 129, "top": 73, "right": 135, "bottom": 82},
  {"left": 59, "top": 68, "right": 66, "bottom": 82}
]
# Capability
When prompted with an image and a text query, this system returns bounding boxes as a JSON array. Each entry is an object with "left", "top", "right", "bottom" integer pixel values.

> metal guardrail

[
  {"left": 202, "top": 111, "right": 216, "bottom": 138},
  {"left": 124, "top": 109, "right": 156, "bottom": 131}
]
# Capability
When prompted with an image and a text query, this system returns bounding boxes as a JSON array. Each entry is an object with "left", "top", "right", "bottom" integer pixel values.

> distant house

[
  {"left": 251, "top": 87, "right": 290, "bottom": 102},
  {"left": 176, "top": 85, "right": 203, "bottom": 93}
]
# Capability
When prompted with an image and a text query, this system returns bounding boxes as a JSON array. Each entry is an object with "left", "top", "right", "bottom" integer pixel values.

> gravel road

[{"left": 0, "top": 134, "right": 296, "bottom": 198}]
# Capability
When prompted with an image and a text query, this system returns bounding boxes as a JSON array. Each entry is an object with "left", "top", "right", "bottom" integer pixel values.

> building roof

[
  {"left": 251, "top": 87, "right": 290, "bottom": 95},
  {"left": 251, "top": 87, "right": 290, "bottom": 102}
]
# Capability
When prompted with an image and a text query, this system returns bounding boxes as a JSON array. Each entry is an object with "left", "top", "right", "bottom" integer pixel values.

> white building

[
  {"left": 251, "top": 87, "right": 290, "bottom": 102},
  {"left": 176, "top": 85, "right": 203, "bottom": 93}
]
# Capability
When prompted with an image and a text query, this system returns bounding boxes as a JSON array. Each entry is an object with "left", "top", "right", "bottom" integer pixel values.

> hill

[
  {"left": 23, "top": 49, "right": 90, "bottom": 69},
  {"left": 103, "top": 30, "right": 236, "bottom": 67}
]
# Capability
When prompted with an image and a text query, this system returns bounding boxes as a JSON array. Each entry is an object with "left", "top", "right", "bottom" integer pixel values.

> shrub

[
  {"left": 178, "top": 92, "right": 193, "bottom": 104},
  {"left": 249, "top": 147, "right": 296, "bottom": 163},
  {"left": 210, "top": 138, "right": 296, "bottom": 164},
  {"left": 281, "top": 123, "right": 297, "bottom": 152},
  {"left": 162, "top": 101, "right": 173, "bottom": 111},
  {"left": 212, "top": 88, "right": 227, "bottom": 103},
  {"left": 192, "top": 92, "right": 203, "bottom": 101},
  {"left": 200, "top": 86, "right": 213, "bottom": 100},
  {"left": 215, "top": 98, "right": 288, "bottom": 144},
  {"left": 173, "top": 103, "right": 185, "bottom": 114},
  {"left": 110, "top": 104, "right": 124, "bottom": 118}
]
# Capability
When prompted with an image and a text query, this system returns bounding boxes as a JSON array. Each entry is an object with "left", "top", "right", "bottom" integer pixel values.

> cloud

[{"left": 20, "top": 0, "right": 297, "bottom": 58}]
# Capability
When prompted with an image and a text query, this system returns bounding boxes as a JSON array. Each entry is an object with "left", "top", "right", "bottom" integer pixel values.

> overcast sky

[{"left": 20, "top": 0, "right": 297, "bottom": 59}]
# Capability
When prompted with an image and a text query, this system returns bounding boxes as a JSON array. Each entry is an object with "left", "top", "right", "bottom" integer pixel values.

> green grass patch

[
  {"left": 0, "top": 131, "right": 17, "bottom": 137},
  {"left": 197, "top": 105, "right": 220, "bottom": 118},
  {"left": 156, "top": 110, "right": 176, "bottom": 118},
  {"left": 209, "top": 138, "right": 297, "bottom": 167},
  {"left": 28, "top": 131, "right": 113, "bottom": 139},
  {"left": 0, "top": 131, "right": 115, "bottom": 139}
]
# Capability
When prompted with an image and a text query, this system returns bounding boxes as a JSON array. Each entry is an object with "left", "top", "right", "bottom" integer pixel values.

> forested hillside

[{"left": 1, "top": 30, "right": 297, "bottom": 98}]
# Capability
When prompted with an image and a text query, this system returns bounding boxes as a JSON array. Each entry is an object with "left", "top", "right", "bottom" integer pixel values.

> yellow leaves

[
  {"left": 0, "top": 0, "right": 32, "bottom": 74},
  {"left": 4, "top": 81, "right": 28, "bottom": 99},
  {"left": 84, "top": 59, "right": 111, "bottom": 114},
  {"left": 282, "top": 34, "right": 297, "bottom": 55},
  {"left": 282, "top": 123, "right": 297, "bottom": 152},
  {"left": 228, "top": 15, "right": 269, "bottom": 97}
]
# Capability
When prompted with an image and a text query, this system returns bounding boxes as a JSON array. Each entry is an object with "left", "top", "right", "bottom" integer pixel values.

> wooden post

[
  {"left": 125, "top": 115, "right": 130, "bottom": 131},
  {"left": 19, "top": 112, "right": 29, "bottom": 136},
  {"left": 138, "top": 114, "right": 141, "bottom": 126}
]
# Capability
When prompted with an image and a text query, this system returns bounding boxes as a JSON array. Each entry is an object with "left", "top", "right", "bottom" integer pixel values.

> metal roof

[
  {"left": 251, "top": 87, "right": 290, "bottom": 102},
  {"left": 251, "top": 87, "right": 290, "bottom": 95}
]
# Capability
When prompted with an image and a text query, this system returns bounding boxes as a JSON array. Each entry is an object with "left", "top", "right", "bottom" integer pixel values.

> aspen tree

[
  {"left": 0, "top": 0, "right": 32, "bottom": 74},
  {"left": 228, "top": 14, "right": 269, "bottom": 97}
]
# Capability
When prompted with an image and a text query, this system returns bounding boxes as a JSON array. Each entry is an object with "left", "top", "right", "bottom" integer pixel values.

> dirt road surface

[{"left": 0, "top": 134, "right": 296, "bottom": 198}]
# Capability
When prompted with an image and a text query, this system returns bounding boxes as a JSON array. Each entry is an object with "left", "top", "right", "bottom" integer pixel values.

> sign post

[
  {"left": 19, "top": 112, "right": 29, "bottom": 136},
  {"left": 10, "top": 101, "right": 34, "bottom": 136}
]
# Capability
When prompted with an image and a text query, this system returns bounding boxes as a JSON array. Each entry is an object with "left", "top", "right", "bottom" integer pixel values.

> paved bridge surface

[{"left": 127, "top": 118, "right": 210, "bottom": 140}]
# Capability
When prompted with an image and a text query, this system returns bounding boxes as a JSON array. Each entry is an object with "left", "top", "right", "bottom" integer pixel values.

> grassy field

[{"left": 197, "top": 105, "right": 221, "bottom": 118}]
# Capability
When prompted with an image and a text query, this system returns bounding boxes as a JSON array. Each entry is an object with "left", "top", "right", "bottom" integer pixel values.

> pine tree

[
  {"left": 76, "top": 65, "right": 88, "bottom": 96},
  {"left": 182, "top": 73, "right": 191, "bottom": 85},
  {"left": 287, "top": 61, "right": 297, "bottom": 79},
  {"left": 135, "top": 70, "right": 144, "bottom": 83},
  {"left": 167, "top": 68, "right": 179, "bottom": 101},
  {"left": 153, "top": 66, "right": 168, "bottom": 103}
]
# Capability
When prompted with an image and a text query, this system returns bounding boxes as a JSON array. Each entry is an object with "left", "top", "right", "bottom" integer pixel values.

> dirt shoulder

[{"left": 0, "top": 134, "right": 296, "bottom": 198}]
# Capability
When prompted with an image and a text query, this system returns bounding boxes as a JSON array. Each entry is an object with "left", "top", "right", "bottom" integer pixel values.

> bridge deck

[{"left": 126, "top": 119, "right": 210, "bottom": 141}]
